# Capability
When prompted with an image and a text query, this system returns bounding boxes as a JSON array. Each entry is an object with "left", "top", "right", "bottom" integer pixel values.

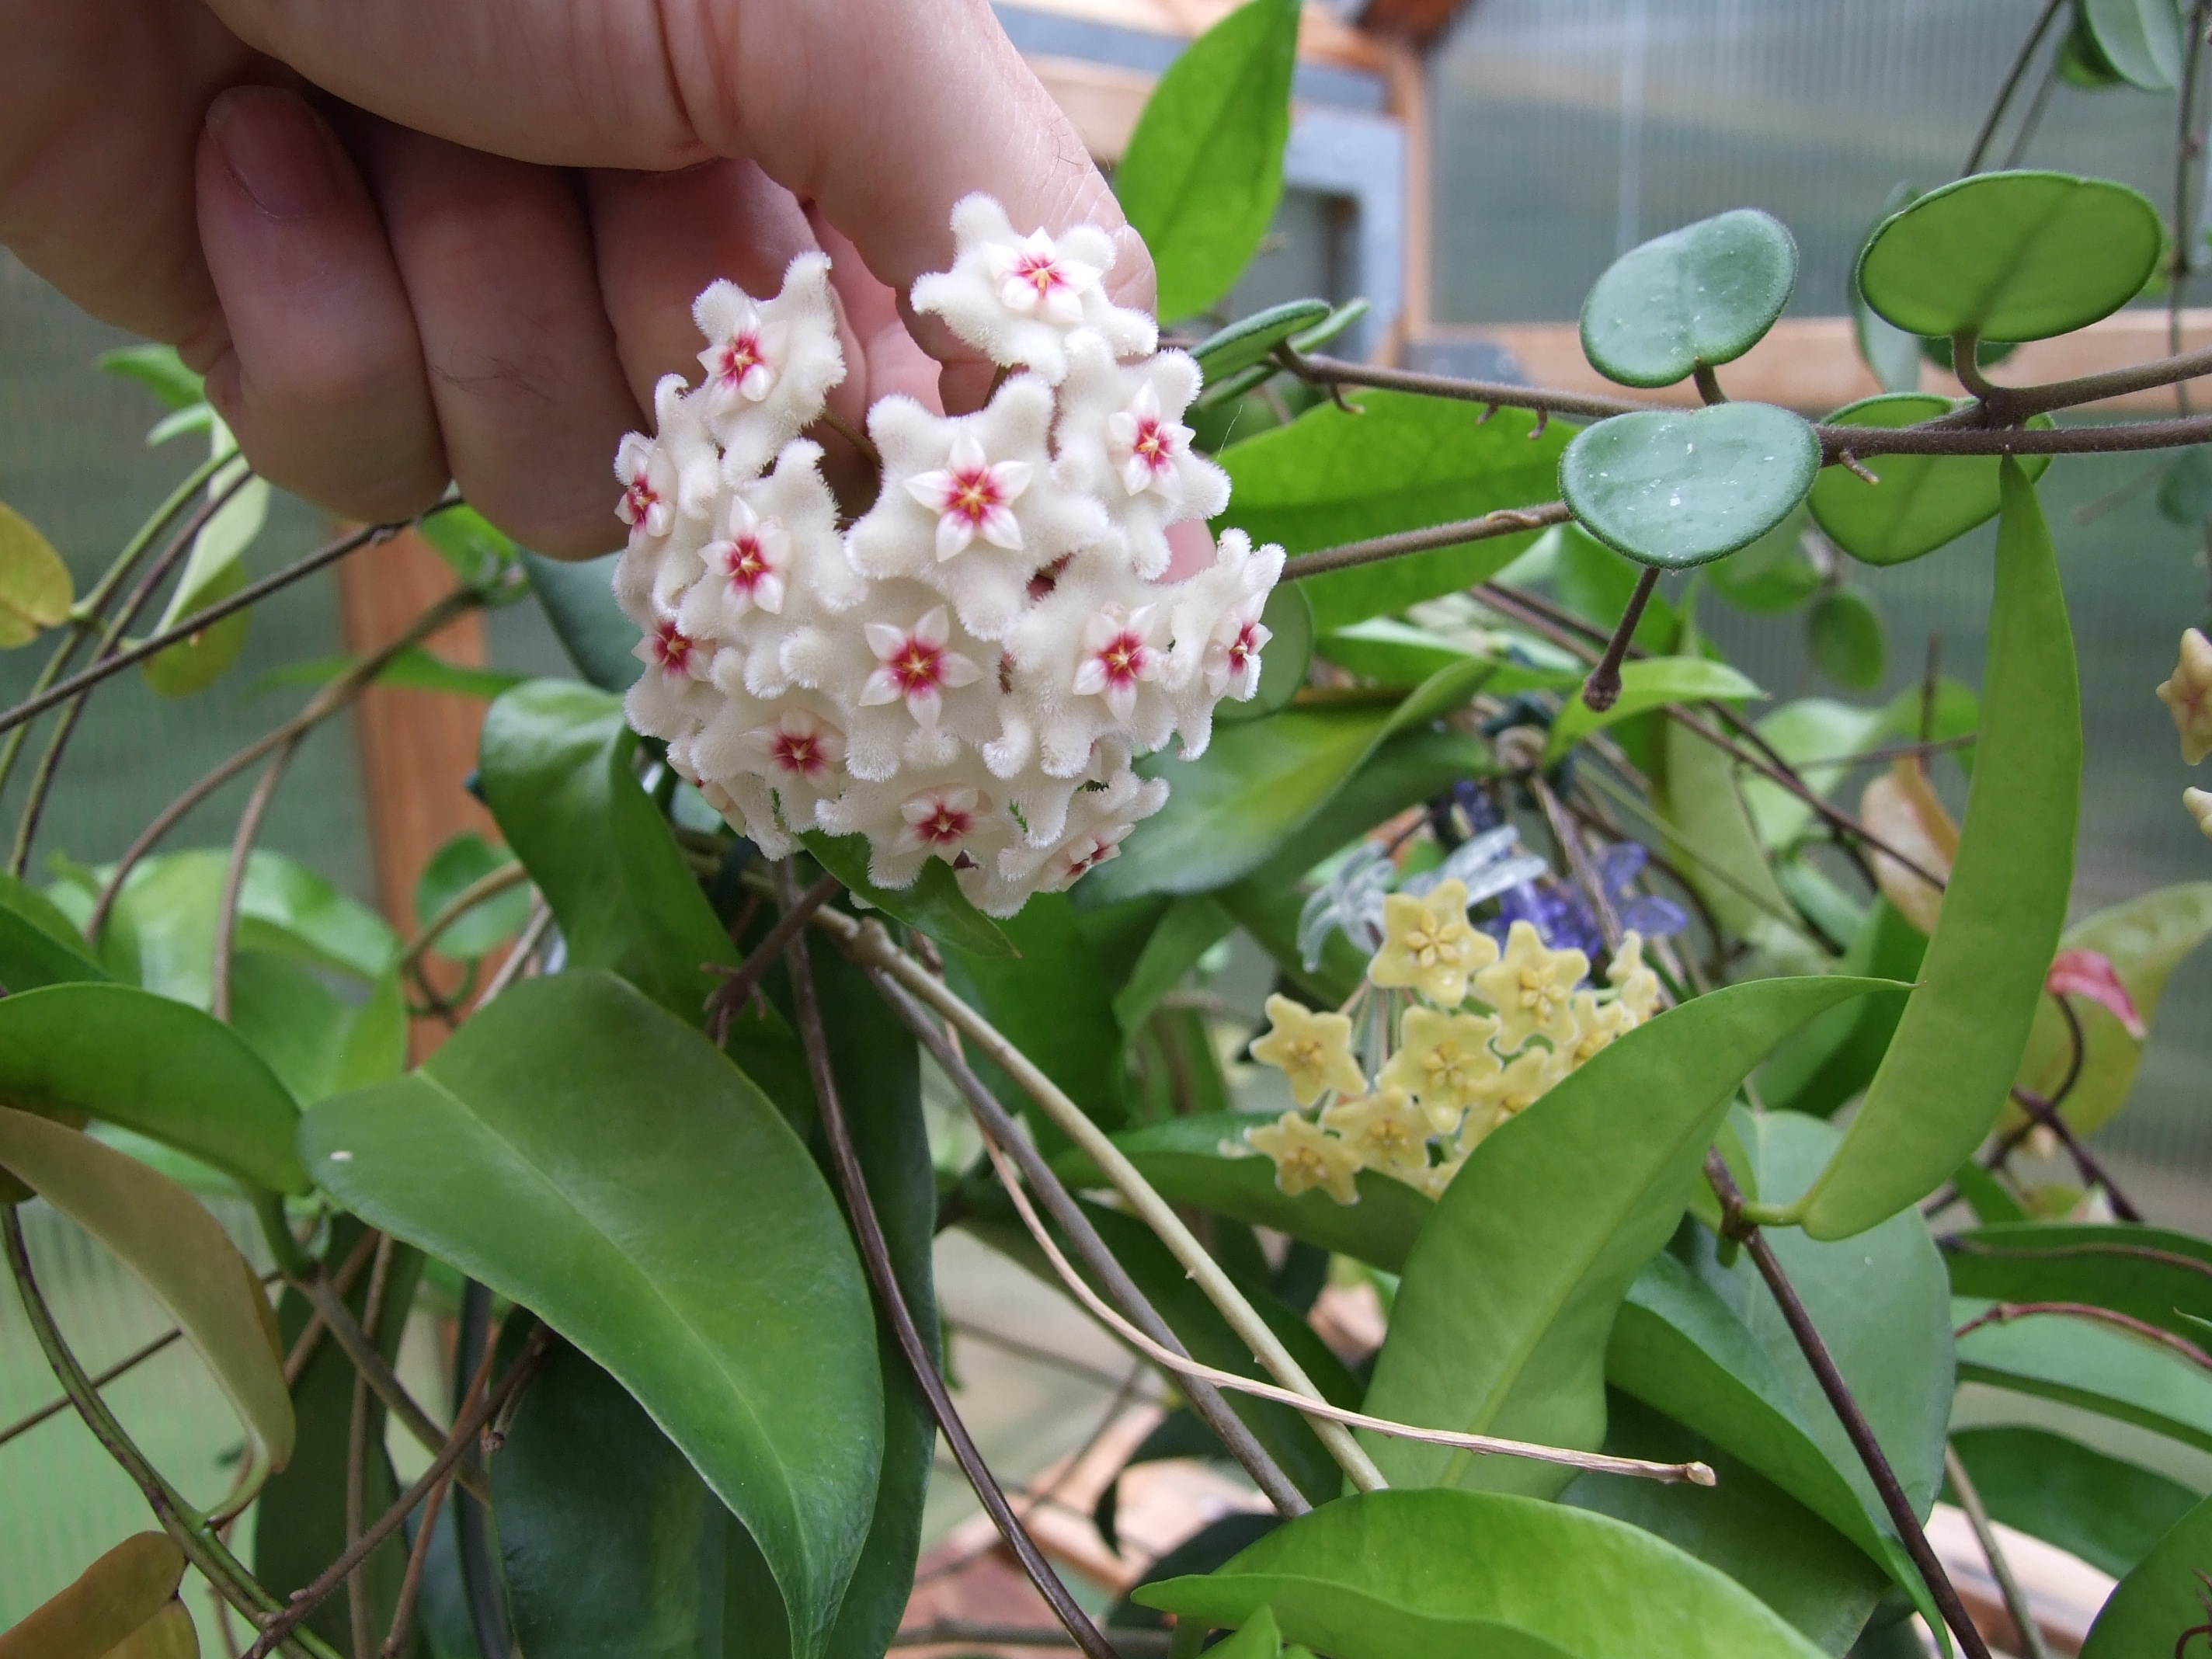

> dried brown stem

[
  {"left": 704, "top": 870, "right": 840, "bottom": 1044},
  {"left": 1281, "top": 503, "right": 1572, "bottom": 582},
  {"left": 212, "top": 735, "right": 304, "bottom": 1022},
  {"left": 1953, "top": 1300, "right": 2212, "bottom": 1371}
]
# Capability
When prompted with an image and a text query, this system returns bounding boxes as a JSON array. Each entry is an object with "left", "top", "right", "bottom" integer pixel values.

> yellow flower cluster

[{"left": 1245, "top": 886, "right": 1662, "bottom": 1205}]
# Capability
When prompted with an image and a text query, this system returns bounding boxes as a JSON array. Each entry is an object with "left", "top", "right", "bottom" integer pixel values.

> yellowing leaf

[
  {"left": 1859, "top": 760, "right": 1956, "bottom": 935},
  {"left": 0, "top": 1533, "right": 187, "bottom": 1659},
  {"left": 0, "top": 501, "right": 75, "bottom": 649}
]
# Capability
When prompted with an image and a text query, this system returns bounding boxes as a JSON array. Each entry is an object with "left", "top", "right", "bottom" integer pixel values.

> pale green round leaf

[
  {"left": 1215, "top": 581, "right": 1312, "bottom": 723},
  {"left": 2082, "top": 0, "right": 2183, "bottom": 90},
  {"left": 0, "top": 499, "right": 75, "bottom": 649},
  {"left": 1808, "top": 590, "right": 1886, "bottom": 690},
  {"left": 1706, "top": 508, "right": 1823, "bottom": 613},
  {"left": 1559, "top": 403, "right": 1821, "bottom": 569},
  {"left": 1856, "top": 170, "right": 2163, "bottom": 342},
  {"left": 1580, "top": 209, "right": 1799, "bottom": 388},
  {"left": 1809, "top": 393, "right": 2053, "bottom": 566}
]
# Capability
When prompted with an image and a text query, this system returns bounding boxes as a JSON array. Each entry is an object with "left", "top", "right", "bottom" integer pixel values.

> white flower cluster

[{"left": 610, "top": 196, "right": 1282, "bottom": 915}]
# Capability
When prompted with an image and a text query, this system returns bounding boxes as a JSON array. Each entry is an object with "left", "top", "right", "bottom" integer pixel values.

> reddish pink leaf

[{"left": 2047, "top": 949, "right": 2146, "bottom": 1038}]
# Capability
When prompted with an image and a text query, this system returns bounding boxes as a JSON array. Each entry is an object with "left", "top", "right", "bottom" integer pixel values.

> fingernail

[{"left": 207, "top": 88, "right": 337, "bottom": 221}]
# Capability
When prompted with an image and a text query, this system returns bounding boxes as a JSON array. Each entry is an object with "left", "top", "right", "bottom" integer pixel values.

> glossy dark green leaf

[
  {"left": 797, "top": 832, "right": 1011, "bottom": 958},
  {"left": 1956, "top": 1300, "right": 2212, "bottom": 1452},
  {"left": 943, "top": 892, "right": 1128, "bottom": 1128},
  {"left": 1191, "top": 300, "right": 1332, "bottom": 382},
  {"left": 228, "top": 952, "right": 405, "bottom": 1109},
  {"left": 1213, "top": 581, "right": 1313, "bottom": 724},
  {"left": 1216, "top": 879, "right": 1365, "bottom": 1007},
  {"left": 301, "top": 972, "right": 884, "bottom": 1659},
  {"left": 1543, "top": 656, "right": 1763, "bottom": 765},
  {"left": 521, "top": 551, "right": 639, "bottom": 692},
  {"left": 1564, "top": 1393, "right": 1889, "bottom": 1654},
  {"left": 1808, "top": 394, "right": 2054, "bottom": 567},
  {"left": 1362, "top": 975, "right": 1887, "bottom": 1497},
  {"left": 1112, "top": 896, "right": 1235, "bottom": 1034},
  {"left": 1054, "top": 1111, "right": 1433, "bottom": 1272},
  {"left": 1794, "top": 463, "right": 2079, "bottom": 1239},
  {"left": 1115, "top": 0, "right": 1299, "bottom": 321},
  {"left": 0, "top": 871, "right": 108, "bottom": 990},
  {"left": 1219, "top": 394, "right": 1571, "bottom": 630},
  {"left": 1949, "top": 1425, "right": 2196, "bottom": 1581},
  {"left": 1808, "top": 591, "right": 1885, "bottom": 690},
  {"left": 2081, "top": 1488, "right": 2212, "bottom": 1657},
  {"left": 413, "top": 833, "right": 529, "bottom": 962},
  {"left": 1758, "top": 900, "right": 1924, "bottom": 1118},
  {"left": 1942, "top": 1223, "right": 2212, "bottom": 1341},
  {"left": 1087, "top": 658, "right": 1491, "bottom": 902},
  {"left": 1136, "top": 1488, "right": 1828, "bottom": 1658},
  {"left": 481, "top": 680, "right": 737, "bottom": 1017},
  {"left": 2082, "top": 0, "right": 2184, "bottom": 89},
  {"left": 1654, "top": 691, "right": 1809, "bottom": 957},
  {"left": 0, "top": 981, "right": 304, "bottom": 1191},
  {"left": 1856, "top": 171, "right": 2164, "bottom": 342},
  {"left": 1560, "top": 403, "right": 1821, "bottom": 570},
  {"left": 1707, "top": 509, "right": 1824, "bottom": 614},
  {"left": 1580, "top": 209, "right": 1799, "bottom": 389},
  {"left": 420, "top": 505, "right": 520, "bottom": 596}
]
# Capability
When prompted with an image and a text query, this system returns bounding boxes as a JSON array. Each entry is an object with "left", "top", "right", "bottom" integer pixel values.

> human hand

[{"left": 0, "top": 0, "right": 1149, "bottom": 555}]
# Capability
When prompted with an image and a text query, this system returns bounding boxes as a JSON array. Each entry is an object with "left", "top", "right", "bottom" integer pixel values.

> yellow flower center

[
  {"left": 1424, "top": 1042, "right": 1476, "bottom": 1094},
  {"left": 1285, "top": 1035, "right": 1326, "bottom": 1080}
]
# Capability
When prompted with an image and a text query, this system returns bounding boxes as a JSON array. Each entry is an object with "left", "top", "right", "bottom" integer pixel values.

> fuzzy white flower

[
  {"left": 910, "top": 195, "right": 1156, "bottom": 383},
  {"left": 689, "top": 253, "right": 846, "bottom": 474},
  {"left": 1052, "top": 334, "right": 1229, "bottom": 577},
  {"left": 858, "top": 603, "right": 983, "bottom": 730}
]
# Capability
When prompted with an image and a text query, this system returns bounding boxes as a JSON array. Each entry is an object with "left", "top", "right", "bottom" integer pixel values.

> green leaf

[
  {"left": 1579, "top": 209, "right": 1799, "bottom": 389},
  {"left": 1214, "top": 581, "right": 1313, "bottom": 724},
  {"left": 1543, "top": 656, "right": 1764, "bottom": 765},
  {"left": 1807, "top": 591, "right": 1885, "bottom": 690},
  {"left": 2082, "top": 0, "right": 2185, "bottom": 90},
  {"left": 2082, "top": 1487, "right": 2212, "bottom": 1657},
  {"left": 141, "top": 555, "right": 250, "bottom": 697},
  {"left": 1942, "top": 1222, "right": 2212, "bottom": 1342},
  {"left": 0, "top": 982, "right": 305, "bottom": 1192},
  {"left": 1361, "top": 975, "right": 1888, "bottom": 1497},
  {"left": 2159, "top": 447, "right": 2212, "bottom": 525},
  {"left": 0, "top": 1105, "right": 293, "bottom": 1487},
  {"left": 1086, "top": 657, "right": 1492, "bottom": 902},
  {"left": 1955, "top": 1300, "right": 2212, "bottom": 1454},
  {"left": 480, "top": 680, "right": 736, "bottom": 1018},
  {"left": 255, "top": 647, "right": 527, "bottom": 702},
  {"left": 1563, "top": 1393, "right": 1890, "bottom": 1654},
  {"left": 1218, "top": 394, "right": 1571, "bottom": 630},
  {"left": 1217, "top": 879, "right": 1365, "bottom": 1007},
  {"left": 1808, "top": 394, "right": 2054, "bottom": 566},
  {"left": 797, "top": 832, "right": 1011, "bottom": 958},
  {"left": 1236, "top": 727, "right": 1496, "bottom": 893},
  {"left": 1135, "top": 1488, "right": 1828, "bottom": 1658},
  {"left": 0, "top": 500, "right": 74, "bottom": 648},
  {"left": 1856, "top": 170, "right": 2165, "bottom": 342},
  {"left": 419, "top": 505, "right": 519, "bottom": 595},
  {"left": 1553, "top": 521, "right": 1684, "bottom": 659},
  {"left": 0, "top": 1533, "right": 193, "bottom": 1659},
  {"left": 1191, "top": 299, "right": 1332, "bottom": 383},
  {"left": 1560, "top": 403, "right": 1821, "bottom": 570},
  {"left": 97, "top": 344, "right": 204, "bottom": 412},
  {"left": 227, "top": 952, "right": 405, "bottom": 1108},
  {"left": 413, "top": 833, "right": 529, "bottom": 961},
  {"left": 1706, "top": 507, "right": 1824, "bottom": 614},
  {"left": 1114, "top": 0, "right": 1300, "bottom": 321},
  {"left": 1654, "top": 697, "right": 1809, "bottom": 954},
  {"left": 301, "top": 972, "right": 884, "bottom": 1659},
  {"left": 1949, "top": 1425, "right": 2197, "bottom": 1581},
  {"left": 1854, "top": 235, "right": 1926, "bottom": 397},
  {"left": 1112, "top": 896, "right": 1235, "bottom": 1034},
  {"left": 0, "top": 871, "right": 110, "bottom": 991},
  {"left": 1204, "top": 1605, "right": 1282, "bottom": 1659},
  {"left": 1741, "top": 698, "right": 1887, "bottom": 852},
  {"left": 1054, "top": 1111, "right": 1433, "bottom": 1272},
  {"left": 941, "top": 892, "right": 1126, "bottom": 1125},
  {"left": 1794, "top": 462, "right": 2079, "bottom": 1240},
  {"left": 2015, "top": 881, "right": 2212, "bottom": 1137},
  {"left": 521, "top": 551, "right": 639, "bottom": 692},
  {"left": 1758, "top": 899, "right": 1924, "bottom": 1118}
]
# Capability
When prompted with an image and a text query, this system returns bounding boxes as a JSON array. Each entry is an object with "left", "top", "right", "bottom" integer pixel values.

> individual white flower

[
  {"left": 1052, "top": 334, "right": 1229, "bottom": 576},
  {"left": 850, "top": 381, "right": 1107, "bottom": 641},
  {"left": 614, "top": 432, "right": 675, "bottom": 543},
  {"left": 1156, "top": 529, "right": 1285, "bottom": 758},
  {"left": 857, "top": 604, "right": 983, "bottom": 730},
  {"left": 1007, "top": 570, "right": 1177, "bottom": 775},
  {"left": 610, "top": 377, "right": 725, "bottom": 626},
  {"left": 1070, "top": 602, "right": 1164, "bottom": 723},
  {"left": 910, "top": 195, "right": 1156, "bottom": 383},
  {"left": 984, "top": 767, "right": 1167, "bottom": 913},
  {"left": 689, "top": 253, "right": 846, "bottom": 472},
  {"left": 624, "top": 617, "right": 716, "bottom": 743}
]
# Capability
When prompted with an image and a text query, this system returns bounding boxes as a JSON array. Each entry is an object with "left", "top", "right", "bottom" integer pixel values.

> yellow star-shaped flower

[
  {"left": 1249, "top": 993, "right": 1368, "bottom": 1106},
  {"left": 1321, "top": 1087, "right": 1434, "bottom": 1175},
  {"left": 2157, "top": 628, "right": 2212, "bottom": 766},
  {"left": 1473, "top": 920, "right": 1588, "bottom": 1049},
  {"left": 1413, "top": 1148, "right": 1468, "bottom": 1201},
  {"left": 1368, "top": 878, "right": 1497, "bottom": 1006},
  {"left": 1560, "top": 989, "right": 1637, "bottom": 1072},
  {"left": 1381, "top": 1005, "right": 1504, "bottom": 1132},
  {"left": 1467, "top": 1042, "right": 1556, "bottom": 1124},
  {"left": 1243, "top": 1111, "right": 1363, "bottom": 1205},
  {"left": 1608, "top": 929, "right": 1663, "bottom": 1020},
  {"left": 2188, "top": 786, "right": 2212, "bottom": 840}
]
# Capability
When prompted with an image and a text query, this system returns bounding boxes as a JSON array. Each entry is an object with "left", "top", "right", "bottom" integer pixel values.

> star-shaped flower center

[
  {"left": 1226, "top": 623, "right": 1265, "bottom": 676},
  {"left": 618, "top": 474, "right": 660, "bottom": 529},
  {"left": 1061, "top": 836, "right": 1119, "bottom": 880},
  {"left": 900, "top": 787, "right": 983, "bottom": 850},
  {"left": 770, "top": 728, "right": 826, "bottom": 777},
  {"left": 860, "top": 607, "right": 981, "bottom": 728},
  {"left": 645, "top": 619, "right": 699, "bottom": 676},
  {"left": 906, "top": 430, "right": 1033, "bottom": 560},
  {"left": 725, "top": 534, "right": 772, "bottom": 589},
  {"left": 993, "top": 231, "right": 1099, "bottom": 325}
]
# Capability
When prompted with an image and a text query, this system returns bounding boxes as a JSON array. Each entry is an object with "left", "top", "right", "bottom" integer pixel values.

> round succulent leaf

[
  {"left": 2082, "top": 0, "right": 2184, "bottom": 90},
  {"left": 1216, "top": 581, "right": 1313, "bottom": 723},
  {"left": 1856, "top": 171, "right": 2163, "bottom": 342},
  {"left": 1580, "top": 208, "right": 1799, "bottom": 388},
  {"left": 1191, "top": 298, "right": 1334, "bottom": 383},
  {"left": 2059, "top": 8, "right": 2130, "bottom": 85},
  {"left": 1808, "top": 394, "right": 2053, "bottom": 567},
  {"left": 1558, "top": 402, "right": 1821, "bottom": 570}
]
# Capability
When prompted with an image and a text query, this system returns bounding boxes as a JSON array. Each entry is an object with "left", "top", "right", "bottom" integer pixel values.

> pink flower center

[
  {"left": 618, "top": 475, "right": 659, "bottom": 527},
  {"left": 946, "top": 468, "right": 1010, "bottom": 528},
  {"left": 647, "top": 620, "right": 698, "bottom": 676},
  {"left": 1094, "top": 631, "right": 1149, "bottom": 688},
  {"left": 913, "top": 799, "right": 974, "bottom": 846},
  {"left": 1011, "top": 249, "right": 1072, "bottom": 302},
  {"left": 722, "top": 535, "right": 771, "bottom": 592},
  {"left": 1227, "top": 623, "right": 1264, "bottom": 673},
  {"left": 1130, "top": 418, "right": 1177, "bottom": 475},
  {"left": 1063, "top": 838, "right": 1115, "bottom": 878},
  {"left": 712, "top": 333, "right": 764, "bottom": 385},
  {"left": 889, "top": 639, "right": 947, "bottom": 694},
  {"left": 768, "top": 728, "right": 828, "bottom": 777}
]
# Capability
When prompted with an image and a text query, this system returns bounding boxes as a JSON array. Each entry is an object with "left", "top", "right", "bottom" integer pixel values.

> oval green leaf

[
  {"left": 1956, "top": 1301, "right": 2212, "bottom": 1455},
  {"left": 2082, "top": 1488, "right": 2212, "bottom": 1657},
  {"left": 1560, "top": 403, "right": 1821, "bottom": 570},
  {"left": 0, "top": 499, "right": 74, "bottom": 649},
  {"left": 0, "top": 982, "right": 304, "bottom": 1192},
  {"left": 798, "top": 831, "right": 1011, "bottom": 957},
  {"left": 1580, "top": 209, "right": 1799, "bottom": 389},
  {"left": 1810, "top": 393, "right": 2054, "bottom": 565},
  {"left": 0, "top": 1105, "right": 293, "bottom": 1487},
  {"left": 1215, "top": 580, "right": 1313, "bottom": 724},
  {"left": 1134, "top": 1488, "right": 1827, "bottom": 1658},
  {"left": 301, "top": 970, "right": 884, "bottom": 1659},
  {"left": 1191, "top": 299, "right": 1333, "bottom": 383},
  {"left": 1942, "top": 1222, "right": 2212, "bottom": 1341},
  {"left": 1794, "top": 462, "right": 2079, "bottom": 1239},
  {"left": 1544, "top": 656, "right": 1763, "bottom": 765},
  {"left": 1807, "top": 590, "right": 1885, "bottom": 690},
  {"left": 2082, "top": 0, "right": 2184, "bottom": 90},
  {"left": 1856, "top": 170, "right": 2164, "bottom": 342},
  {"left": 520, "top": 551, "right": 640, "bottom": 692},
  {"left": 1361, "top": 975, "right": 1890, "bottom": 1497},
  {"left": 1950, "top": 1425, "right": 2197, "bottom": 1581}
]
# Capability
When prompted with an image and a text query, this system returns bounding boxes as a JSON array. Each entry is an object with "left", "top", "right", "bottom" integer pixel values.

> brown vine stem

[
  {"left": 211, "top": 734, "right": 304, "bottom": 1022},
  {"left": 1280, "top": 503, "right": 1571, "bottom": 582},
  {"left": 704, "top": 870, "right": 840, "bottom": 1045},
  {"left": 1941, "top": 1233, "right": 2212, "bottom": 1283},
  {"left": 864, "top": 965, "right": 1311, "bottom": 1518},
  {"left": 346, "top": 1236, "right": 398, "bottom": 1659},
  {"left": 245, "top": 1323, "right": 551, "bottom": 1659},
  {"left": 1706, "top": 1155, "right": 1995, "bottom": 1659},
  {"left": 890, "top": 1622, "right": 1170, "bottom": 1655},
  {"left": 284, "top": 1229, "right": 381, "bottom": 1387},
  {"left": 777, "top": 870, "right": 1120, "bottom": 1659},
  {"left": 1577, "top": 566, "right": 1660, "bottom": 713},
  {"left": 397, "top": 861, "right": 534, "bottom": 974},
  {"left": 1943, "top": 1444, "right": 2055, "bottom": 1659},
  {"left": 377, "top": 1469, "right": 454, "bottom": 1659},
  {"left": 1995, "top": 1086, "right": 2144, "bottom": 1221},
  {"left": 1953, "top": 1300, "right": 2212, "bottom": 1372},
  {"left": 1962, "top": 0, "right": 2068, "bottom": 175}
]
